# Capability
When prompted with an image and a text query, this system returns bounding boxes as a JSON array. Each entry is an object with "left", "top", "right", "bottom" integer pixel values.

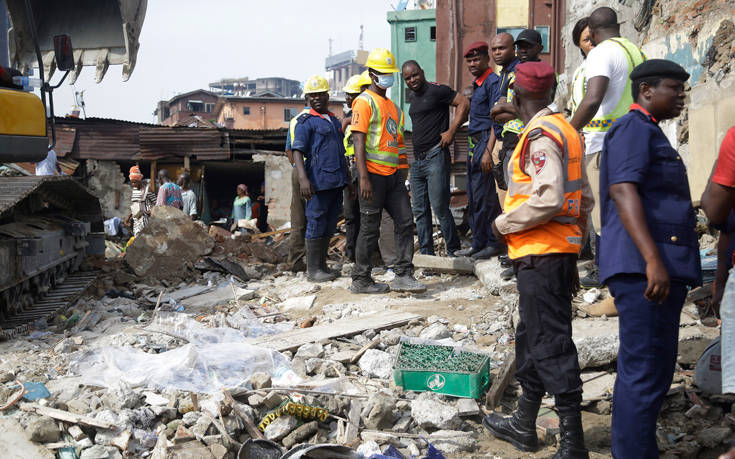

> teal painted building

[{"left": 387, "top": 8, "right": 436, "bottom": 132}]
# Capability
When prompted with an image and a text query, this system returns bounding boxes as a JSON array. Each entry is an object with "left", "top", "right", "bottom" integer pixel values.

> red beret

[
  {"left": 513, "top": 62, "right": 555, "bottom": 94},
  {"left": 464, "top": 41, "right": 489, "bottom": 58}
]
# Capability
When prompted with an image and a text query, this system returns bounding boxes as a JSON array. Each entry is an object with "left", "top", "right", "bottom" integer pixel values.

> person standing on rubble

[
  {"left": 230, "top": 184, "right": 253, "bottom": 233},
  {"left": 569, "top": 6, "right": 646, "bottom": 288},
  {"left": 484, "top": 62, "right": 592, "bottom": 459},
  {"left": 155, "top": 169, "right": 183, "bottom": 210},
  {"left": 702, "top": 125, "right": 735, "bottom": 397},
  {"left": 401, "top": 59, "right": 467, "bottom": 257},
  {"left": 286, "top": 104, "right": 311, "bottom": 272},
  {"left": 128, "top": 165, "right": 155, "bottom": 236},
  {"left": 455, "top": 41, "right": 504, "bottom": 261},
  {"left": 341, "top": 72, "right": 372, "bottom": 264},
  {"left": 291, "top": 75, "right": 349, "bottom": 283},
  {"left": 599, "top": 60, "right": 700, "bottom": 458},
  {"left": 350, "top": 48, "right": 425, "bottom": 294},
  {"left": 178, "top": 172, "right": 197, "bottom": 220}
]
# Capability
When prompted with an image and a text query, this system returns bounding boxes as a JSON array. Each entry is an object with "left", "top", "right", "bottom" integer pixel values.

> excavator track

[{"left": 0, "top": 270, "right": 97, "bottom": 340}]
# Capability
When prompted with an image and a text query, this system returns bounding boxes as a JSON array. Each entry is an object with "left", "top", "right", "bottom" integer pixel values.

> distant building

[
  {"left": 155, "top": 89, "right": 219, "bottom": 126},
  {"left": 388, "top": 8, "right": 437, "bottom": 131},
  {"left": 325, "top": 50, "right": 368, "bottom": 96},
  {"left": 436, "top": 0, "right": 564, "bottom": 95},
  {"left": 209, "top": 77, "right": 301, "bottom": 98},
  {"left": 213, "top": 96, "right": 344, "bottom": 131}
]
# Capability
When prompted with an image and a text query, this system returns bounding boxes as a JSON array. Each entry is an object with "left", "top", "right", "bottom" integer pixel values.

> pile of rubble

[{"left": 0, "top": 210, "right": 731, "bottom": 458}]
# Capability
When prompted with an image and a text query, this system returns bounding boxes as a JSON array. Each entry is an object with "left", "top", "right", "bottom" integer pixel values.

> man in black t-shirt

[{"left": 402, "top": 60, "right": 469, "bottom": 256}]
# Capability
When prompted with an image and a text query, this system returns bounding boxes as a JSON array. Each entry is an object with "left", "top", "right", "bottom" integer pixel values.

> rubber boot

[
  {"left": 320, "top": 237, "right": 337, "bottom": 276},
  {"left": 552, "top": 392, "right": 589, "bottom": 459},
  {"left": 483, "top": 390, "right": 542, "bottom": 452},
  {"left": 306, "top": 238, "right": 336, "bottom": 282}
]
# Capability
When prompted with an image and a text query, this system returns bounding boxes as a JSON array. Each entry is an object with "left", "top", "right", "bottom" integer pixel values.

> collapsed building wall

[
  {"left": 85, "top": 160, "right": 132, "bottom": 221},
  {"left": 561, "top": 0, "right": 735, "bottom": 201},
  {"left": 254, "top": 153, "right": 292, "bottom": 228}
]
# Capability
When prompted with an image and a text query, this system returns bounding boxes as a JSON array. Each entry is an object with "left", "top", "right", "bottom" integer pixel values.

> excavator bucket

[{"left": 5, "top": 0, "right": 147, "bottom": 83}]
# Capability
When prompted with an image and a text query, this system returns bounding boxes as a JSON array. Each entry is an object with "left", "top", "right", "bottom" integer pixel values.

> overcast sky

[{"left": 50, "top": 0, "right": 397, "bottom": 123}]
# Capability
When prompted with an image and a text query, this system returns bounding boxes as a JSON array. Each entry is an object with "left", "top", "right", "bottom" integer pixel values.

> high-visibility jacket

[
  {"left": 504, "top": 113, "right": 585, "bottom": 259},
  {"left": 344, "top": 124, "right": 354, "bottom": 157},
  {"left": 570, "top": 63, "right": 586, "bottom": 115},
  {"left": 584, "top": 37, "right": 646, "bottom": 132},
  {"left": 352, "top": 90, "right": 405, "bottom": 175}
]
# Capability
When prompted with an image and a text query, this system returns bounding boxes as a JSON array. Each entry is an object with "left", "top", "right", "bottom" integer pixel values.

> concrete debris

[
  {"left": 410, "top": 393, "right": 462, "bottom": 430},
  {"left": 28, "top": 416, "right": 61, "bottom": 443},
  {"left": 124, "top": 206, "right": 214, "bottom": 279},
  {"left": 0, "top": 212, "right": 727, "bottom": 459},
  {"left": 263, "top": 414, "right": 299, "bottom": 441},
  {"left": 358, "top": 349, "right": 394, "bottom": 379}
]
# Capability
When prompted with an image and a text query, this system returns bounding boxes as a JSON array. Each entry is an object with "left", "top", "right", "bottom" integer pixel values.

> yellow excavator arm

[{"left": 1, "top": 0, "right": 147, "bottom": 162}]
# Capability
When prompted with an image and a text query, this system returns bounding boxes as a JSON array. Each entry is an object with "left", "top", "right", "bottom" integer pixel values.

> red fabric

[
  {"left": 629, "top": 103, "right": 658, "bottom": 123},
  {"left": 0, "top": 65, "right": 6, "bottom": 79},
  {"left": 713, "top": 127, "right": 735, "bottom": 187},
  {"left": 474, "top": 68, "right": 494, "bottom": 87},
  {"left": 464, "top": 41, "right": 489, "bottom": 57},
  {"left": 308, "top": 108, "right": 335, "bottom": 118},
  {"left": 513, "top": 62, "right": 555, "bottom": 94}
]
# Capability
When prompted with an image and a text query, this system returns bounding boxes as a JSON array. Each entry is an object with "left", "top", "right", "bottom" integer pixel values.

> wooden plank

[
  {"left": 413, "top": 254, "right": 476, "bottom": 274},
  {"left": 251, "top": 228, "right": 290, "bottom": 240},
  {"left": 251, "top": 311, "right": 421, "bottom": 352},
  {"left": 20, "top": 403, "right": 114, "bottom": 429},
  {"left": 340, "top": 400, "right": 361, "bottom": 446},
  {"left": 485, "top": 352, "right": 516, "bottom": 410},
  {"left": 350, "top": 337, "right": 381, "bottom": 364}
]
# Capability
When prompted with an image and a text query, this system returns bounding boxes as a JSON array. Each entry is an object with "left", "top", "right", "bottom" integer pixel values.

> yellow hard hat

[
  {"left": 358, "top": 70, "right": 372, "bottom": 88},
  {"left": 365, "top": 48, "right": 399, "bottom": 73},
  {"left": 343, "top": 75, "right": 363, "bottom": 94},
  {"left": 303, "top": 75, "right": 330, "bottom": 95}
]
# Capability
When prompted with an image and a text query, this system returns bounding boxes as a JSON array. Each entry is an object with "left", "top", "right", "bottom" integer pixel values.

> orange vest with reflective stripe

[{"left": 504, "top": 113, "right": 584, "bottom": 259}]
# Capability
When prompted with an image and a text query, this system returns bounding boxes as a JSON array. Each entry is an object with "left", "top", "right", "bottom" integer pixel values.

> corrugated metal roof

[
  {"left": 138, "top": 127, "right": 229, "bottom": 161},
  {"left": 49, "top": 128, "right": 77, "bottom": 158},
  {"left": 403, "top": 126, "right": 469, "bottom": 164},
  {"left": 0, "top": 176, "right": 101, "bottom": 220}
]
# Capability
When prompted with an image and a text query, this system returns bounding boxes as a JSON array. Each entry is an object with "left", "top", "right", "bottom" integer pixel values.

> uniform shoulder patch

[
  {"left": 296, "top": 113, "right": 311, "bottom": 124},
  {"left": 530, "top": 150, "right": 547, "bottom": 174},
  {"left": 527, "top": 128, "right": 544, "bottom": 140}
]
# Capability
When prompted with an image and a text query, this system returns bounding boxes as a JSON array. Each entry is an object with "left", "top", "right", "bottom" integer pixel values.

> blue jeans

[{"left": 410, "top": 145, "right": 460, "bottom": 254}]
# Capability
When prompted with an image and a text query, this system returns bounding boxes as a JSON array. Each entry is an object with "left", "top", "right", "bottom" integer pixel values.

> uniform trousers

[
  {"left": 467, "top": 131, "right": 503, "bottom": 251},
  {"left": 343, "top": 181, "right": 360, "bottom": 262},
  {"left": 515, "top": 253, "right": 583, "bottom": 395},
  {"left": 288, "top": 167, "right": 307, "bottom": 267},
  {"left": 608, "top": 274, "right": 688, "bottom": 459},
  {"left": 305, "top": 188, "right": 343, "bottom": 239},
  {"left": 353, "top": 171, "right": 414, "bottom": 280}
]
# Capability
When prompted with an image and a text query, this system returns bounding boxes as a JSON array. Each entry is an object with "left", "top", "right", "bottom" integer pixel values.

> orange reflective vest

[{"left": 504, "top": 113, "right": 585, "bottom": 259}]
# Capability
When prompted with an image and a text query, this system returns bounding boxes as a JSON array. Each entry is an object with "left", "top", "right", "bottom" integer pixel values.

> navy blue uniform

[
  {"left": 600, "top": 105, "right": 701, "bottom": 459},
  {"left": 292, "top": 109, "right": 349, "bottom": 240},
  {"left": 467, "top": 68, "right": 503, "bottom": 252}
]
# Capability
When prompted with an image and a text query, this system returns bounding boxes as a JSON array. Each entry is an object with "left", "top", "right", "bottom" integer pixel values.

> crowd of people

[{"left": 283, "top": 6, "right": 733, "bottom": 459}]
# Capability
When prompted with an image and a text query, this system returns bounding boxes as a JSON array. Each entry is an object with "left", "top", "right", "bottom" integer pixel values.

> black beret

[{"left": 630, "top": 59, "right": 690, "bottom": 81}]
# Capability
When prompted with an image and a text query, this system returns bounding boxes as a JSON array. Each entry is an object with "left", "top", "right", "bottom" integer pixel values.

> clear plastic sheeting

[
  {"left": 148, "top": 311, "right": 292, "bottom": 343},
  {"left": 71, "top": 342, "right": 290, "bottom": 394}
]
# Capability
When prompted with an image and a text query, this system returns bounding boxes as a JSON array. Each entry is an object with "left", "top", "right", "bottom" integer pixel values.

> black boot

[
  {"left": 483, "top": 390, "right": 542, "bottom": 452},
  {"left": 320, "top": 237, "right": 337, "bottom": 276},
  {"left": 306, "top": 238, "right": 336, "bottom": 282},
  {"left": 553, "top": 392, "right": 589, "bottom": 459}
]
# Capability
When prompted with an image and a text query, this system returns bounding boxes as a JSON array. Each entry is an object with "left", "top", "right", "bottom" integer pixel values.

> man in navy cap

[
  {"left": 455, "top": 41, "right": 505, "bottom": 260},
  {"left": 599, "top": 59, "right": 699, "bottom": 458},
  {"left": 484, "top": 61, "right": 592, "bottom": 459}
]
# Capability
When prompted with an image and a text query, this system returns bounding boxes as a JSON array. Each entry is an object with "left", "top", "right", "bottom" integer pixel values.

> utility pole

[{"left": 359, "top": 25, "right": 364, "bottom": 50}]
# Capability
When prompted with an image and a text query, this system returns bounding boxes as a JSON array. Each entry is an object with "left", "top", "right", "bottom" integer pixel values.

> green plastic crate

[{"left": 392, "top": 343, "right": 491, "bottom": 399}]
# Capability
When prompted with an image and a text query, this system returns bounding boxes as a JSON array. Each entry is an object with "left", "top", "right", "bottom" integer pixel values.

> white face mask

[{"left": 374, "top": 73, "right": 395, "bottom": 89}]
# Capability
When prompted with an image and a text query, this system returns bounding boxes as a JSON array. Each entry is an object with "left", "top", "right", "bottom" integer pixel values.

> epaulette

[
  {"left": 527, "top": 128, "right": 544, "bottom": 140},
  {"left": 296, "top": 113, "right": 311, "bottom": 124}
]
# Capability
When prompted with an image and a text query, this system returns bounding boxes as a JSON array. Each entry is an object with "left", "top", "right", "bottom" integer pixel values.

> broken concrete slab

[
  {"left": 474, "top": 258, "right": 515, "bottom": 294},
  {"left": 413, "top": 254, "right": 475, "bottom": 274},
  {"left": 180, "top": 284, "right": 239, "bottom": 308},
  {"left": 358, "top": 349, "right": 393, "bottom": 379},
  {"left": 277, "top": 295, "right": 316, "bottom": 313},
  {"left": 410, "top": 393, "right": 461, "bottom": 430},
  {"left": 124, "top": 206, "right": 214, "bottom": 279}
]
